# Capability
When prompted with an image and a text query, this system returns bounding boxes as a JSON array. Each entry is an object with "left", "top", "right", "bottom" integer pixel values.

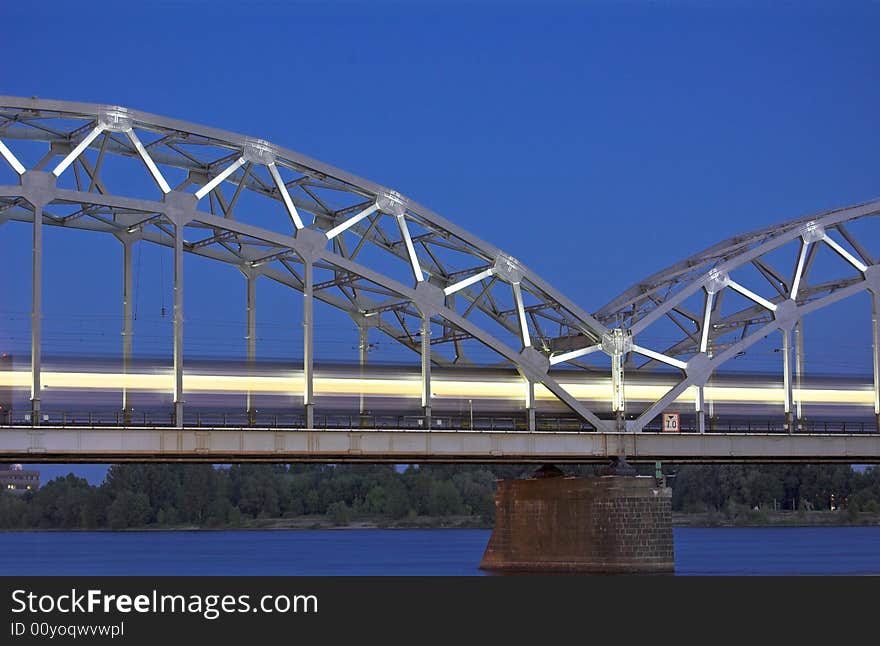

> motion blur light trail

[{"left": 0, "top": 369, "right": 872, "bottom": 406}]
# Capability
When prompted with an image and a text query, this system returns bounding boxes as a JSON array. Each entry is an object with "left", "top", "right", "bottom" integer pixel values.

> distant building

[{"left": 0, "top": 464, "right": 40, "bottom": 493}]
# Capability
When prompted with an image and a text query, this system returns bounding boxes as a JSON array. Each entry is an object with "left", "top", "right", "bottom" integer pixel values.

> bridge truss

[{"left": 1, "top": 96, "right": 878, "bottom": 433}]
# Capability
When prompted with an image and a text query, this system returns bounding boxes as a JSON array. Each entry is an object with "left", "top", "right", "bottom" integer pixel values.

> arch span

[
  {"left": 0, "top": 96, "right": 611, "bottom": 430},
  {"left": 593, "top": 197, "right": 880, "bottom": 431},
  {"left": 1, "top": 96, "right": 878, "bottom": 433}
]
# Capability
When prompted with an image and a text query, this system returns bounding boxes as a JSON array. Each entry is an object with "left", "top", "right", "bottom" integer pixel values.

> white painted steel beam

[
  {"left": 0, "top": 140, "right": 26, "bottom": 174},
  {"left": 727, "top": 280, "right": 778, "bottom": 312},
  {"left": 700, "top": 290, "right": 714, "bottom": 353},
  {"left": 443, "top": 268, "right": 495, "bottom": 296},
  {"left": 631, "top": 344, "right": 688, "bottom": 370},
  {"left": 791, "top": 241, "right": 809, "bottom": 299},
  {"left": 325, "top": 203, "right": 379, "bottom": 240},
  {"left": 268, "top": 162, "right": 305, "bottom": 230},
  {"left": 194, "top": 156, "right": 247, "bottom": 200},
  {"left": 53, "top": 126, "right": 104, "bottom": 177},
  {"left": 512, "top": 281, "right": 531, "bottom": 348},
  {"left": 549, "top": 344, "right": 601, "bottom": 366},
  {"left": 397, "top": 214, "right": 424, "bottom": 282},
  {"left": 126, "top": 129, "right": 171, "bottom": 194},
  {"left": 823, "top": 232, "right": 868, "bottom": 273}
]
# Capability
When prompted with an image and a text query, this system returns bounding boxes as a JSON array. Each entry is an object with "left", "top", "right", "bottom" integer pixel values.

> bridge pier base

[{"left": 480, "top": 466, "right": 673, "bottom": 574}]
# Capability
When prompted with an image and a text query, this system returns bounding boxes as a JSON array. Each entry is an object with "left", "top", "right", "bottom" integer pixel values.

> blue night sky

[{"left": 2, "top": 1, "right": 879, "bottom": 483}]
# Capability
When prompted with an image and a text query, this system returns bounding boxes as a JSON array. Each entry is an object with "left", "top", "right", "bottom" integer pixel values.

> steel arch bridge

[{"left": 1, "top": 96, "right": 879, "bottom": 437}]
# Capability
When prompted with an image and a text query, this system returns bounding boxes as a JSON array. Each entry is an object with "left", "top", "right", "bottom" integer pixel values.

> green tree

[{"left": 327, "top": 501, "right": 351, "bottom": 526}]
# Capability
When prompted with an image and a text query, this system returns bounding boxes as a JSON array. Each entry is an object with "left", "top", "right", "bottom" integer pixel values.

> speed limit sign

[{"left": 662, "top": 413, "right": 681, "bottom": 433}]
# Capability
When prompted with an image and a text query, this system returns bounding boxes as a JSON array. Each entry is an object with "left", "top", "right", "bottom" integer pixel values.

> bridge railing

[
  {"left": 0, "top": 409, "right": 590, "bottom": 432},
  {"left": 0, "top": 409, "right": 877, "bottom": 434}
]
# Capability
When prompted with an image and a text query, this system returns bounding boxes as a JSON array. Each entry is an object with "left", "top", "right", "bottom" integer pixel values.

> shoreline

[{"left": 2, "top": 510, "right": 880, "bottom": 532}]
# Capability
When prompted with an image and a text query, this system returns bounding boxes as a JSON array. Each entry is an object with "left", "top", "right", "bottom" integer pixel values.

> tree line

[{"left": 0, "top": 463, "right": 879, "bottom": 530}]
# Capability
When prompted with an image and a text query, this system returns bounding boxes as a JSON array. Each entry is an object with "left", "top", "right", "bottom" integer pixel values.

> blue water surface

[{"left": 1, "top": 527, "right": 878, "bottom": 576}]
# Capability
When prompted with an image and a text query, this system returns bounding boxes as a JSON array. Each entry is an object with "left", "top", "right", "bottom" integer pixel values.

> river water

[{"left": 1, "top": 527, "right": 878, "bottom": 576}]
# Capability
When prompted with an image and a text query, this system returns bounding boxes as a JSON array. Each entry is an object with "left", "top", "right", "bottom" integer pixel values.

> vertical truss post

[
  {"left": 794, "top": 320, "right": 805, "bottom": 430},
  {"left": 525, "top": 378, "right": 536, "bottom": 431},
  {"left": 358, "top": 323, "right": 368, "bottom": 419},
  {"left": 173, "top": 220, "right": 184, "bottom": 428},
  {"left": 873, "top": 293, "right": 880, "bottom": 432},
  {"left": 246, "top": 272, "right": 256, "bottom": 426},
  {"left": 782, "top": 328, "right": 793, "bottom": 434},
  {"left": 31, "top": 205, "right": 42, "bottom": 426},
  {"left": 122, "top": 238, "right": 134, "bottom": 425},
  {"left": 696, "top": 385, "right": 705, "bottom": 434},
  {"left": 421, "top": 314, "right": 431, "bottom": 427},
  {"left": 604, "top": 329, "right": 629, "bottom": 433},
  {"left": 612, "top": 350, "right": 625, "bottom": 432},
  {"left": 303, "top": 260, "right": 314, "bottom": 429}
]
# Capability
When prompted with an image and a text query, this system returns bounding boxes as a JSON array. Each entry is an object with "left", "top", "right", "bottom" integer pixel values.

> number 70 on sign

[{"left": 662, "top": 413, "right": 680, "bottom": 433}]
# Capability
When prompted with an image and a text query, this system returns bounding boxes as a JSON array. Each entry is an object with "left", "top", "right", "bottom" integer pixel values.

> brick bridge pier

[{"left": 480, "top": 465, "right": 674, "bottom": 573}]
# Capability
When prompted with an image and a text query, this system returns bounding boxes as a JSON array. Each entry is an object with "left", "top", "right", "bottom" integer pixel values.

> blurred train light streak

[{"left": 0, "top": 370, "right": 873, "bottom": 406}]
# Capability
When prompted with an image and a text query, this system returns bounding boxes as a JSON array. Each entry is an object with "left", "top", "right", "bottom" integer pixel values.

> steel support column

[
  {"left": 421, "top": 315, "right": 431, "bottom": 427},
  {"left": 303, "top": 260, "right": 314, "bottom": 429},
  {"left": 873, "top": 293, "right": 880, "bottom": 432},
  {"left": 794, "top": 320, "right": 805, "bottom": 429},
  {"left": 611, "top": 351, "right": 625, "bottom": 432},
  {"left": 30, "top": 205, "right": 42, "bottom": 425},
  {"left": 696, "top": 385, "right": 705, "bottom": 434},
  {"left": 358, "top": 323, "right": 368, "bottom": 418},
  {"left": 122, "top": 238, "right": 134, "bottom": 425},
  {"left": 246, "top": 272, "right": 256, "bottom": 426},
  {"left": 172, "top": 221, "right": 184, "bottom": 428},
  {"left": 782, "top": 328, "right": 793, "bottom": 433},
  {"left": 525, "top": 379, "right": 536, "bottom": 431}
]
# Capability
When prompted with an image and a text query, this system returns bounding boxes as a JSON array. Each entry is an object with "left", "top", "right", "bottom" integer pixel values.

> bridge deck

[{"left": 2, "top": 426, "right": 879, "bottom": 463}]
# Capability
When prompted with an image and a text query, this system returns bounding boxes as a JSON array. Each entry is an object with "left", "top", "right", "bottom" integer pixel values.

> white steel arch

[
  {"left": 2, "top": 97, "right": 877, "bottom": 434},
  {"left": 592, "top": 199, "right": 880, "bottom": 432},
  {"left": 0, "top": 96, "right": 611, "bottom": 430}
]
